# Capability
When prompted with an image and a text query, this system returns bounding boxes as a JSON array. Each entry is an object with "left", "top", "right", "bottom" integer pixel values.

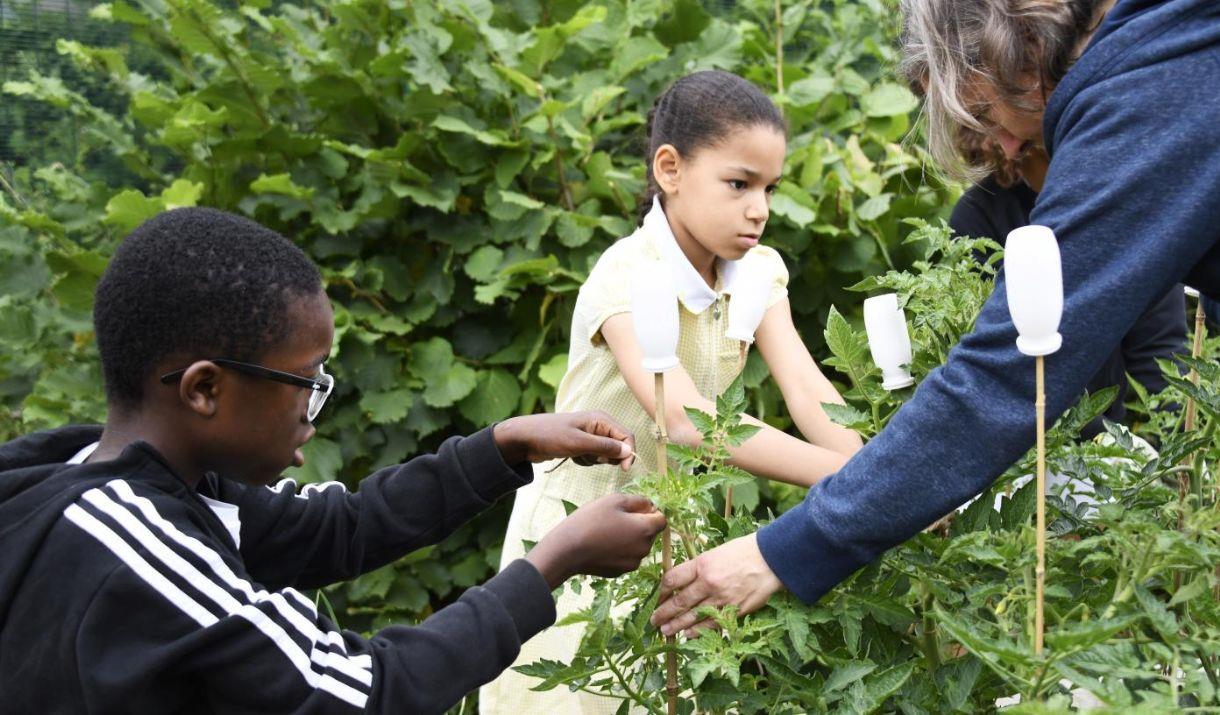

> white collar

[{"left": 641, "top": 196, "right": 740, "bottom": 314}]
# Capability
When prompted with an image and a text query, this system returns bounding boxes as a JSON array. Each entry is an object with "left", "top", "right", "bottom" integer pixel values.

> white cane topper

[
  {"left": 1005, "top": 225, "right": 1063, "bottom": 357},
  {"left": 1004, "top": 224, "right": 1063, "bottom": 658},
  {"left": 630, "top": 259, "right": 680, "bottom": 373},
  {"left": 725, "top": 253, "right": 771, "bottom": 344},
  {"left": 863, "top": 293, "right": 915, "bottom": 390}
]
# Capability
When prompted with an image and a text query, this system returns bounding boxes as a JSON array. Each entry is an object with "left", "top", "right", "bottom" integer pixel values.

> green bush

[{"left": 0, "top": 0, "right": 952, "bottom": 650}]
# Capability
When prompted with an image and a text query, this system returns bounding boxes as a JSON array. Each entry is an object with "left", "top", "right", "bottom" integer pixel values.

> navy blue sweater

[
  {"left": 950, "top": 175, "right": 1186, "bottom": 438},
  {"left": 759, "top": 0, "right": 1220, "bottom": 603}
]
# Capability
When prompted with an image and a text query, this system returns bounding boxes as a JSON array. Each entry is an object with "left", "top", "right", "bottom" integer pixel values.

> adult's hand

[
  {"left": 493, "top": 411, "right": 636, "bottom": 471},
  {"left": 650, "top": 533, "right": 783, "bottom": 637}
]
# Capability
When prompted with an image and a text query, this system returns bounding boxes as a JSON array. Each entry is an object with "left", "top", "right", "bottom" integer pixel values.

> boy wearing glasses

[{"left": 0, "top": 208, "right": 666, "bottom": 714}]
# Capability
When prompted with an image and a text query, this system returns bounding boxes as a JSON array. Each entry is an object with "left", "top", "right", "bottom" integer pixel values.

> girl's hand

[
  {"left": 493, "top": 411, "right": 636, "bottom": 471},
  {"left": 526, "top": 493, "right": 667, "bottom": 588}
]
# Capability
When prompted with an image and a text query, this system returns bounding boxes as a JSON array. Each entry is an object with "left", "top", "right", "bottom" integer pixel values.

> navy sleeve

[
  {"left": 755, "top": 36, "right": 1220, "bottom": 603},
  {"left": 1121, "top": 287, "right": 1188, "bottom": 393},
  {"left": 234, "top": 427, "right": 532, "bottom": 590}
]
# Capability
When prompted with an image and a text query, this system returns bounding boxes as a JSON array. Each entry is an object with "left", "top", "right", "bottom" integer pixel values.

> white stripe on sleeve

[{"left": 67, "top": 487, "right": 370, "bottom": 709}]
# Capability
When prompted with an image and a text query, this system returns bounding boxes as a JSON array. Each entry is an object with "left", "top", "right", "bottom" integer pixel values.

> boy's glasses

[{"left": 160, "top": 359, "right": 334, "bottom": 422}]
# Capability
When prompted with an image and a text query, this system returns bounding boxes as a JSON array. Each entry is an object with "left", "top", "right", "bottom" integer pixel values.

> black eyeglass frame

[{"left": 159, "top": 358, "right": 333, "bottom": 421}]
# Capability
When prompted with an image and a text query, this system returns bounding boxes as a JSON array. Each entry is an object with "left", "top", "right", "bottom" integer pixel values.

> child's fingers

[
  {"left": 616, "top": 493, "right": 660, "bottom": 515},
  {"left": 579, "top": 410, "right": 635, "bottom": 444},
  {"left": 572, "top": 435, "right": 633, "bottom": 465}
]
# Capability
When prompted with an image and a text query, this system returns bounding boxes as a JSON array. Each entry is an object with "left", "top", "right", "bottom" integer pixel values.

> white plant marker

[
  {"left": 1005, "top": 224, "right": 1064, "bottom": 657},
  {"left": 863, "top": 293, "right": 916, "bottom": 390},
  {"left": 722, "top": 253, "right": 771, "bottom": 516},
  {"left": 631, "top": 259, "right": 680, "bottom": 714}
]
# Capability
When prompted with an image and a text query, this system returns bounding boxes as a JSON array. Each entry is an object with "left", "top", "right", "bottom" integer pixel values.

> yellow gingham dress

[{"left": 479, "top": 199, "right": 787, "bottom": 714}]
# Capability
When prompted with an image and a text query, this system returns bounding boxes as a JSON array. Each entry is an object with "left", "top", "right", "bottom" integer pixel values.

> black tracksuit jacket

[{"left": 0, "top": 425, "right": 555, "bottom": 713}]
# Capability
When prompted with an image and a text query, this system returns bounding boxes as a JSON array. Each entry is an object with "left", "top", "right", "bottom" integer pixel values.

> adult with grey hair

[{"left": 651, "top": 0, "right": 1220, "bottom": 635}]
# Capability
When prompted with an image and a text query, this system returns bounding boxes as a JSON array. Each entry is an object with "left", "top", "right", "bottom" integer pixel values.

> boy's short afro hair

[{"left": 93, "top": 207, "right": 322, "bottom": 407}]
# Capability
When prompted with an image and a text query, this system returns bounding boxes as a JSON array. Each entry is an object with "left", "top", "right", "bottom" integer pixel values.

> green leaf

[
  {"left": 1000, "top": 479, "right": 1037, "bottom": 530},
  {"left": 1170, "top": 575, "right": 1208, "bottom": 607},
  {"left": 821, "top": 402, "right": 870, "bottom": 428},
  {"left": 1134, "top": 585, "right": 1177, "bottom": 640},
  {"left": 360, "top": 388, "right": 414, "bottom": 424},
  {"left": 856, "top": 193, "right": 892, "bottom": 222},
  {"left": 851, "top": 593, "right": 916, "bottom": 626},
  {"left": 412, "top": 337, "right": 455, "bottom": 381},
  {"left": 860, "top": 83, "right": 918, "bottom": 117},
  {"left": 862, "top": 661, "right": 916, "bottom": 709},
  {"left": 537, "top": 353, "right": 567, "bottom": 389},
  {"left": 770, "top": 191, "right": 816, "bottom": 228},
  {"left": 654, "top": 0, "right": 710, "bottom": 46},
  {"left": 103, "top": 189, "right": 161, "bottom": 234},
  {"left": 1045, "top": 617, "right": 1137, "bottom": 650},
  {"left": 610, "top": 36, "right": 667, "bottom": 79},
  {"left": 464, "top": 246, "right": 505, "bottom": 282},
  {"left": 458, "top": 369, "right": 522, "bottom": 425},
  {"left": 423, "top": 362, "right": 478, "bottom": 407},
  {"left": 787, "top": 74, "right": 834, "bottom": 108},
  {"left": 432, "top": 115, "right": 516, "bottom": 147},
  {"left": 160, "top": 179, "right": 203, "bottom": 209},
  {"left": 283, "top": 437, "right": 343, "bottom": 484},
  {"left": 249, "top": 173, "right": 314, "bottom": 200},
  {"left": 825, "top": 660, "right": 877, "bottom": 693}
]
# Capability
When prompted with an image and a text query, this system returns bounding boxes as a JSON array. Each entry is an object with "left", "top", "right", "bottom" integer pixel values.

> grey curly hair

[{"left": 899, "top": 0, "right": 1106, "bottom": 182}]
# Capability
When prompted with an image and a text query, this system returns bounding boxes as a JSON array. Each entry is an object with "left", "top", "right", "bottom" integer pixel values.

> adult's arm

[{"left": 755, "top": 47, "right": 1220, "bottom": 603}]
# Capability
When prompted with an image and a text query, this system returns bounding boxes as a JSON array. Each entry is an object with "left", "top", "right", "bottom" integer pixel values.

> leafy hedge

[{"left": 0, "top": 0, "right": 953, "bottom": 633}]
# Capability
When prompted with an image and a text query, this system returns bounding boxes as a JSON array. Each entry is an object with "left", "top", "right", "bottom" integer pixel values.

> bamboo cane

[
  {"left": 1035, "top": 355, "right": 1046, "bottom": 656},
  {"left": 656, "top": 372, "right": 678, "bottom": 715}
]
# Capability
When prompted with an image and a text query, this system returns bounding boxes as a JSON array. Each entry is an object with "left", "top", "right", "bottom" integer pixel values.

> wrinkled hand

[
  {"left": 494, "top": 411, "right": 636, "bottom": 471},
  {"left": 650, "top": 533, "right": 783, "bottom": 638},
  {"left": 526, "top": 493, "right": 667, "bottom": 589}
]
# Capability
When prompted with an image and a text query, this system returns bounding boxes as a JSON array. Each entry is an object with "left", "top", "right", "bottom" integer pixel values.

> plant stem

[
  {"left": 918, "top": 590, "right": 941, "bottom": 669},
  {"left": 545, "top": 115, "right": 575, "bottom": 212},
  {"left": 773, "top": 0, "right": 784, "bottom": 107},
  {"left": 604, "top": 648, "right": 663, "bottom": 715},
  {"left": 0, "top": 167, "right": 27, "bottom": 208}
]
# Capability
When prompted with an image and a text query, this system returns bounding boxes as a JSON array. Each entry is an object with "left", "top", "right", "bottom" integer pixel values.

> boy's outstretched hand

[
  {"left": 493, "top": 411, "right": 636, "bottom": 471},
  {"left": 525, "top": 493, "right": 667, "bottom": 589}
]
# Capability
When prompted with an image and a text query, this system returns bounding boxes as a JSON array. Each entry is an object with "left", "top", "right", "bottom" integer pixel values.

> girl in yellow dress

[{"left": 480, "top": 70, "right": 862, "bottom": 714}]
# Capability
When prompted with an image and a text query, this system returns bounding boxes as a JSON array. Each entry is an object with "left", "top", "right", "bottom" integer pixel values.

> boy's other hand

[
  {"left": 525, "top": 493, "right": 667, "bottom": 589},
  {"left": 493, "top": 411, "right": 636, "bottom": 471}
]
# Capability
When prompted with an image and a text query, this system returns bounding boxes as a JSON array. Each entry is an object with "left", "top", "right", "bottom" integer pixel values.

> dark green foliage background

[{"left": 0, "top": 0, "right": 953, "bottom": 632}]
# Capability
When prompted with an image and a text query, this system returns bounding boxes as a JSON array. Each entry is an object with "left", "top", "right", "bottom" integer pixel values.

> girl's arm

[
  {"left": 754, "top": 298, "right": 864, "bottom": 457},
  {"left": 600, "top": 313, "right": 848, "bottom": 487}
]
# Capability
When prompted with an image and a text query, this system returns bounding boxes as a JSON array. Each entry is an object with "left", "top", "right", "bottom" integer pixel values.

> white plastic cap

[
  {"left": 725, "top": 253, "right": 771, "bottom": 344},
  {"left": 631, "top": 260, "right": 680, "bottom": 373},
  {"left": 1004, "top": 225, "right": 1063, "bottom": 357},
  {"left": 1185, "top": 285, "right": 1201, "bottom": 299},
  {"left": 863, "top": 293, "right": 915, "bottom": 390}
]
